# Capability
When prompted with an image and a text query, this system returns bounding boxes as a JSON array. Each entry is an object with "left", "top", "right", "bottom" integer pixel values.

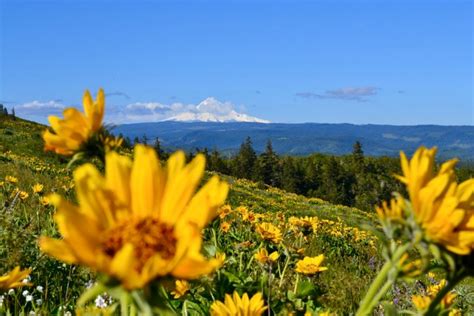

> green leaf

[
  {"left": 222, "top": 271, "right": 242, "bottom": 285},
  {"left": 382, "top": 302, "right": 399, "bottom": 316},
  {"left": 296, "top": 280, "right": 315, "bottom": 298}
]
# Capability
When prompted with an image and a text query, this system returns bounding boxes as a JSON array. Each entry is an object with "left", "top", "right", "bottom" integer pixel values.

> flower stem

[
  {"left": 120, "top": 292, "right": 130, "bottom": 316},
  {"left": 131, "top": 291, "right": 152, "bottom": 316},
  {"left": 279, "top": 255, "right": 291, "bottom": 288},
  {"left": 356, "top": 243, "right": 410, "bottom": 316},
  {"left": 293, "top": 273, "right": 300, "bottom": 294}
]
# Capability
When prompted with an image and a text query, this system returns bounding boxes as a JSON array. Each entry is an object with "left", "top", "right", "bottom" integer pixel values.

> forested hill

[{"left": 114, "top": 122, "right": 474, "bottom": 160}]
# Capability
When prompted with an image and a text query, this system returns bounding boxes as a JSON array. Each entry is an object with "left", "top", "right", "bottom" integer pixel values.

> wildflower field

[{"left": 0, "top": 90, "right": 473, "bottom": 315}]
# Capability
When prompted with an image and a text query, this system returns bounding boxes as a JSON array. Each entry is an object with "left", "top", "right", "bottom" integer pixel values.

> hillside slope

[
  {"left": 2, "top": 116, "right": 472, "bottom": 314},
  {"left": 0, "top": 116, "right": 382, "bottom": 312}
]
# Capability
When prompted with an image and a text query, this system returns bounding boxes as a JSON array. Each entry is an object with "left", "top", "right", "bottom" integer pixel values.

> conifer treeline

[{"left": 128, "top": 135, "right": 474, "bottom": 211}]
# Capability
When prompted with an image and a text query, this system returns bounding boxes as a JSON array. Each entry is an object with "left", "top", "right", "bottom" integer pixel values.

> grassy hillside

[{"left": 0, "top": 116, "right": 472, "bottom": 315}]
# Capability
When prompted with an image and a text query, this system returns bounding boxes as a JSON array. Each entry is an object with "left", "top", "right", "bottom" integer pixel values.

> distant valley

[{"left": 114, "top": 122, "right": 474, "bottom": 161}]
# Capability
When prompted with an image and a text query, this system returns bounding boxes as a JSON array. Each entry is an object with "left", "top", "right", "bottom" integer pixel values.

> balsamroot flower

[
  {"left": 171, "top": 280, "right": 191, "bottom": 299},
  {"left": 411, "top": 279, "right": 457, "bottom": 311},
  {"left": 254, "top": 248, "right": 279, "bottom": 264},
  {"left": 43, "top": 89, "right": 104, "bottom": 155},
  {"left": 397, "top": 147, "right": 474, "bottom": 255},
  {"left": 32, "top": 183, "right": 44, "bottom": 194},
  {"left": 0, "top": 267, "right": 31, "bottom": 290},
  {"left": 255, "top": 222, "right": 283, "bottom": 244},
  {"left": 376, "top": 197, "right": 405, "bottom": 221},
  {"left": 295, "top": 255, "right": 328, "bottom": 275},
  {"left": 40, "top": 145, "right": 229, "bottom": 289},
  {"left": 210, "top": 292, "right": 267, "bottom": 316}
]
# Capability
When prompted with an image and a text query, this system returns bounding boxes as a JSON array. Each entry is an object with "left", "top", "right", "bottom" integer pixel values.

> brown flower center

[{"left": 101, "top": 217, "right": 177, "bottom": 271}]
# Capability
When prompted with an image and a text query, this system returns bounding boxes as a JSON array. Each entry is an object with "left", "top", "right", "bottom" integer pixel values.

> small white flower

[
  {"left": 36, "top": 285, "right": 43, "bottom": 293},
  {"left": 26, "top": 294, "right": 33, "bottom": 302},
  {"left": 36, "top": 298, "right": 43, "bottom": 306},
  {"left": 8, "top": 289, "right": 14, "bottom": 295},
  {"left": 22, "top": 276, "right": 31, "bottom": 284},
  {"left": 95, "top": 295, "right": 107, "bottom": 308},
  {"left": 0, "top": 295, "right": 4, "bottom": 307},
  {"left": 22, "top": 290, "right": 29, "bottom": 297},
  {"left": 28, "top": 311, "right": 35, "bottom": 316},
  {"left": 65, "top": 312, "right": 72, "bottom": 316}
]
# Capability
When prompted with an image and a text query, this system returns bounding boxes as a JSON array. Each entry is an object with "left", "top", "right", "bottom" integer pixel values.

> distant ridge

[{"left": 114, "top": 122, "right": 474, "bottom": 161}]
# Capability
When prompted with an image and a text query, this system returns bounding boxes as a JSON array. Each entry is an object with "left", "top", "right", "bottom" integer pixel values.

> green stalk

[
  {"left": 120, "top": 292, "right": 130, "bottom": 316},
  {"left": 293, "top": 273, "right": 300, "bottom": 294},
  {"left": 131, "top": 291, "right": 153, "bottom": 316},
  {"left": 279, "top": 255, "right": 291, "bottom": 288},
  {"left": 356, "top": 243, "right": 410, "bottom": 316}
]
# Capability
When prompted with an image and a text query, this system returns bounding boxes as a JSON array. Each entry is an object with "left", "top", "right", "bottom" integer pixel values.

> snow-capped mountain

[{"left": 165, "top": 97, "right": 269, "bottom": 123}]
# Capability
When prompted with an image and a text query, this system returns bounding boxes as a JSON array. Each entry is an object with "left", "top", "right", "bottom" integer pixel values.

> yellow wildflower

[
  {"left": 256, "top": 222, "right": 282, "bottom": 244},
  {"left": 5, "top": 175, "right": 18, "bottom": 184},
  {"left": 19, "top": 191, "right": 29, "bottom": 200},
  {"left": 210, "top": 292, "right": 267, "bottom": 316},
  {"left": 43, "top": 89, "right": 105, "bottom": 155},
  {"left": 254, "top": 248, "right": 279, "bottom": 264},
  {"left": 413, "top": 279, "right": 457, "bottom": 311},
  {"left": 449, "top": 309, "right": 462, "bottom": 316},
  {"left": 236, "top": 206, "right": 250, "bottom": 221},
  {"left": 0, "top": 266, "right": 31, "bottom": 289},
  {"left": 218, "top": 205, "right": 232, "bottom": 219},
  {"left": 427, "top": 272, "right": 436, "bottom": 280},
  {"left": 295, "top": 255, "right": 328, "bottom": 275},
  {"left": 412, "top": 295, "right": 431, "bottom": 311},
  {"left": 40, "top": 145, "right": 229, "bottom": 289},
  {"left": 397, "top": 147, "right": 474, "bottom": 255},
  {"left": 32, "top": 183, "right": 44, "bottom": 194},
  {"left": 427, "top": 279, "right": 447, "bottom": 296},
  {"left": 100, "top": 135, "right": 123, "bottom": 152},
  {"left": 399, "top": 254, "right": 422, "bottom": 277},
  {"left": 40, "top": 196, "right": 50, "bottom": 206},
  {"left": 376, "top": 197, "right": 405, "bottom": 220},
  {"left": 171, "top": 280, "right": 191, "bottom": 299},
  {"left": 220, "top": 221, "right": 231, "bottom": 233},
  {"left": 215, "top": 253, "right": 226, "bottom": 266}
]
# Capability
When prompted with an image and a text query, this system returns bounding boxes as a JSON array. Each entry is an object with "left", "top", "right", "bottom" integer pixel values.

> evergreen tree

[
  {"left": 257, "top": 140, "right": 280, "bottom": 186},
  {"left": 186, "top": 150, "right": 195, "bottom": 163},
  {"left": 133, "top": 136, "right": 140, "bottom": 144},
  {"left": 351, "top": 141, "right": 365, "bottom": 172},
  {"left": 123, "top": 136, "right": 132, "bottom": 148},
  {"left": 233, "top": 136, "right": 257, "bottom": 180},
  {"left": 141, "top": 134, "right": 148, "bottom": 145},
  {"left": 208, "top": 149, "right": 229, "bottom": 174},
  {"left": 153, "top": 137, "right": 168, "bottom": 160},
  {"left": 320, "top": 157, "right": 356, "bottom": 205},
  {"left": 11, "top": 107, "right": 16, "bottom": 120}
]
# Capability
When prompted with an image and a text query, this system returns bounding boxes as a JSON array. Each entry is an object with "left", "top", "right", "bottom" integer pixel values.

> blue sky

[{"left": 0, "top": 0, "right": 472, "bottom": 125}]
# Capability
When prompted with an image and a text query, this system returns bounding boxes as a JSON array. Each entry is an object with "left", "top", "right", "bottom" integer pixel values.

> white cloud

[
  {"left": 12, "top": 97, "right": 269, "bottom": 124},
  {"left": 107, "top": 97, "right": 269, "bottom": 124},
  {"left": 14, "top": 100, "right": 65, "bottom": 121},
  {"left": 20, "top": 100, "right": 64, "bottom": 109}
]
